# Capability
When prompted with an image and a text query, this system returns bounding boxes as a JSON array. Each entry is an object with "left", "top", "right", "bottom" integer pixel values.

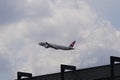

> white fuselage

[
  {"left": 49, "top": 43, "right": 74, "bottom": 50},
  {"left": 39, "top": 42, "right": 74, "bottom": 50}
]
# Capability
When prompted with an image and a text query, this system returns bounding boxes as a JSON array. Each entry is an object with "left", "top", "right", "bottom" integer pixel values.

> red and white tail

[{"left": 69, "top": 41, "right": 76, "bottom": 48}]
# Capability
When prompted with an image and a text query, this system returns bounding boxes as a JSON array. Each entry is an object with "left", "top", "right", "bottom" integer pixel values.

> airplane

[{"left": 39, "top": 41, "right": 76, "bottom": 50}]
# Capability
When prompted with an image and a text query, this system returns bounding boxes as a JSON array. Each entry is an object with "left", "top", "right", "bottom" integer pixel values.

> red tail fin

[{"left": 69, "top": 41, "right": 76, "bottom": 48}]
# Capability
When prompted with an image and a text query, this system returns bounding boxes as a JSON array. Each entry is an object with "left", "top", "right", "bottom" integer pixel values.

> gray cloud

[
  {"left": 0, "top": 0, "right": 52, "bottom": 25},
  {"left": 73, "top": 47, "right": 120, "bottom": 69},
  {"left": 0, "top": 0, "right": 120, "bottom": 79},
  {"left": 0, "top": 51, "right": 12, "bottom": 80},
  {"left": 0, "top": 0, "right": 23, "bottom": 25},
  {"left": 86, "top": 0, "right": 120, "bottom": 28}
]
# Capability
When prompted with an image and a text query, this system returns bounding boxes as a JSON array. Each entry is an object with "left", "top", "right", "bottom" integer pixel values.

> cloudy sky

[{"left": 0, "top": 0, "right": 120, "bottom": 80}]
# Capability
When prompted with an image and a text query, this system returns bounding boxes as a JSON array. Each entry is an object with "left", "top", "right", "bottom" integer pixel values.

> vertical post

[
  {"left": 110, "top": 56, "right": 114, "bottom": 80},
  {"left": 60, "top": 64, "right": 76, "bottom": 80},
  {"left": 61, "top": 67, "right": 65, "bottom": 80},
  {"left": 110, "top": 56, "right": 120, "bottom": 80}
]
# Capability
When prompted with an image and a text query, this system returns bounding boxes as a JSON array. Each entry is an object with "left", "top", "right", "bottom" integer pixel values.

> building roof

[{"left": 18, "top": 63, "right": 120, "bottom": 80}]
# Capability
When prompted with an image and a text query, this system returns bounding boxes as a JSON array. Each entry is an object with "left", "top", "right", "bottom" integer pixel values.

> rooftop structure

[{"left": 16, "top": 56, "right": 120, "bottom": 80}]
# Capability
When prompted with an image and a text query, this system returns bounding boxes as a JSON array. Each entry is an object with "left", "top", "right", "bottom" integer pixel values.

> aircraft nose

[
  {"left": 39, "top": 42, "right": 45, "bottom": 46},
  {"left": 39, "top": 43, "right": 42, "bottom": 45}
]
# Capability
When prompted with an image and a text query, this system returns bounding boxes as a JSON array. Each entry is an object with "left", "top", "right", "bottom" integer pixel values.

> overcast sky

[{"left": 0, "top": 0, "right": 120, "bottom": 80}]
